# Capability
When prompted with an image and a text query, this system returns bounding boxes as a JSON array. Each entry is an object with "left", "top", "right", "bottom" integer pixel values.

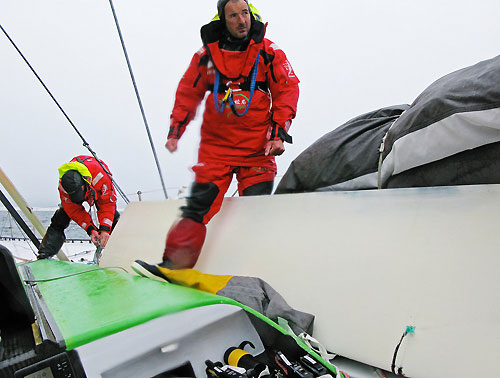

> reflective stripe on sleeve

[
  {"left": 92, "top": 172, "right": 104, "bottom": 186},
  {"left": 102, "top": 218, "right": 113, "bottom": 227}
]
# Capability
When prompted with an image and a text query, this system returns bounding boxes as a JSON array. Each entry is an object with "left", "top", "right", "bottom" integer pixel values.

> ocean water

[{"left": 0, "top": 209, "right": 89, "bottom": 240}]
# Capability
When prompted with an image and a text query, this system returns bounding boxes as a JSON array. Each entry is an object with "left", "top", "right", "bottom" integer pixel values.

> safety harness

[{"left": 213, "top": 50, "right": 261, "bottom": 117}]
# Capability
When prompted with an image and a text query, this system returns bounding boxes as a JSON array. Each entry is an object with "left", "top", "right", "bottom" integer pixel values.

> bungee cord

[
  {"left": 23, "top": 266, "right": 129, "bottom": 284},
  {"left": 391, "top": 325, "right": 415, "bottom": 376},
  {"left": 0, "top": 23, "right": 130, "bottom": 204},
  {"left": 107, "top": 0, "right": 169, "bottom": 200}
]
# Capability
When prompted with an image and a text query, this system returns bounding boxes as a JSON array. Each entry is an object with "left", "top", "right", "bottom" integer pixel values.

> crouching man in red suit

[{"left": 37, "top": 156, "right": 120, "bottom": 259}]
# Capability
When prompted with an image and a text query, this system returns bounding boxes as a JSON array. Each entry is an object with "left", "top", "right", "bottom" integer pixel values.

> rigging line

[
  {"left": 107, "top": 0, "right": 169, "bottom": 200},
  {"left": 83, "top": 149, "right": 130, "bottom": 204},
  {"left": 0, "top": 24, "right": 87, "bottom": 145},
  {"left": 125, "top": 185, "right": 182, "bottom": 196},
  {"left": 0, "top": 24, "right": 130, "bottom": 205}
]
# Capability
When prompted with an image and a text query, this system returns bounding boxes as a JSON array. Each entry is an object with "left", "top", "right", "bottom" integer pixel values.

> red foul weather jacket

[
  {"left": 58, "top": 156, "right": 117, "bottom": 235},
  {"left": 168, "top": 19, "right": 299, "bottom": 168}
]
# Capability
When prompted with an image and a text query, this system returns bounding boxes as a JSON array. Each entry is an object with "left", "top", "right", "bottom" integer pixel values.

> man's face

[{"left": 224, "top": 0, "right": 251, "bottom": 39}]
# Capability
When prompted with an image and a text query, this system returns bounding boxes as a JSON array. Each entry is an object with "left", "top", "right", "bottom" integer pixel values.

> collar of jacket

[
  {"left": 200, "top": 20, "right": 266, "bottom": 79},
  {"left": 200, "top": 19, "right": 265, "bottom": 46}
]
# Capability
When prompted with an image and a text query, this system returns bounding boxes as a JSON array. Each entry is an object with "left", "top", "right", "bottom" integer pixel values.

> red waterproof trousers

[
  {"left": 190, "top": 162, "right": 276, "bottom": 224},
  {"left": 162, "top": 162, "right": 276, "bottom": 268}
]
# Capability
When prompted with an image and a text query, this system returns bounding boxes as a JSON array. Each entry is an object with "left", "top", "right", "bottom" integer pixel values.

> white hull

[{"left": 100, "top": 184, "right": 500, "bottom": 378}]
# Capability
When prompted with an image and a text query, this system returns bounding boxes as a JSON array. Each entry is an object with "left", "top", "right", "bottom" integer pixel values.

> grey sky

[{"left": 1, "top": 0, "right": 499, "bottom": 208}]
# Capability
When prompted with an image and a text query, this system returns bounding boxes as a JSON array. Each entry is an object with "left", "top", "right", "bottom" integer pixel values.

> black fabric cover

[
  {"left": 386, "top": 141, "right": 500, "bottom": 188},
  {"left": 381, "top": 55, "right": 500, "bottom": 187},
  {"left": 276, "top": 55, "right": 500, "bottom": 193},
  {"left": 382, "top": 55, "right": 500, "bottom": 161},
  {"left": 275, "top": 105, "right": 409, "bottom": 194}
]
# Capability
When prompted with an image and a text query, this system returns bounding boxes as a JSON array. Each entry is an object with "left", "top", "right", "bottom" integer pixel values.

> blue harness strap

[{"left": 213, "top": 50, "right": 261, "bottom": 117}]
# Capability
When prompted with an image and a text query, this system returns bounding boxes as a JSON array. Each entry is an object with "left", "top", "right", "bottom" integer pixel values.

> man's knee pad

[
  {"left": 50, "top": 207, "right": 71, "bottom": 231},
  {"left": 242, "top": 180, "right": 274, "bottom": 196},
  {"left": 38, "top": 227, "right": 66, "bottom": 259},
  {"left": 181, "top": 182, "right": 220, "bottom": 223},
  {"left": 163, "top": 217, "right": 207, "bottom": 269}
]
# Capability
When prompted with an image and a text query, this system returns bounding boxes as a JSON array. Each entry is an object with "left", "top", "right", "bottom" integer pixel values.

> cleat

[{"left": 131, "top": 260, "right": 171, "bottom": 283}]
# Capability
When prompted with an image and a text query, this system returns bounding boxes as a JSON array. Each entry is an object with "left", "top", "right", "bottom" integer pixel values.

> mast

[{"left": 0, "top": 167, "right": 69, "bottom": 261}]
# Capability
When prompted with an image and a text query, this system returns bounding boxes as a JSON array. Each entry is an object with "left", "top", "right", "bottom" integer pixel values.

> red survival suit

[
  {"left": 38, "top": 156, "right": 119, "bottom": 259},
  {"left": 163, "top": 17, "right": 299, "bottom": 268},
  {"left": 169, "top": 20, "right": 299, "bottom": 169},
  {"left": 58, "top": 156, "right": 118, "bottom": 235}
]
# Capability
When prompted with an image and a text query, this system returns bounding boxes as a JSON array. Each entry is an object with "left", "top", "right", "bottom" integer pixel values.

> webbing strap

[
  {"left": 213, "top": 51, "right": 261, "bottom": 117},
  {"left": 277, "top": 317, "right": 337, "bottom": 363},
  {"left": 377, "top": 113, "right": 405, "bottom": 189}
]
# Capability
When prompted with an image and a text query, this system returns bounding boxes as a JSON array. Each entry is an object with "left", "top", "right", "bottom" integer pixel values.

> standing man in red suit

[{"left": 133, "top": 0, "right": 299, "bottom": 278}]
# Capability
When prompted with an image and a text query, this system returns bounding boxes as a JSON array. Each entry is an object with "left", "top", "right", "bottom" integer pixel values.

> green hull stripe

[{"left": 28, "top": 260, "right": 238, "bottom": 349}]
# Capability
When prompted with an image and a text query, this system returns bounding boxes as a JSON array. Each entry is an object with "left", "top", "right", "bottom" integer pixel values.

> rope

[
  {"left": 0, "top": 24, "right": 130, "bottom": 205},
  {"left": 90, "top": 153, "right": 130, "bottom": 204},
  {"left": 13, "top": 255, "right": 32, "bottom": 263},
  {"left": 107, "top": 0, "right": 169, "bottom": 200}
]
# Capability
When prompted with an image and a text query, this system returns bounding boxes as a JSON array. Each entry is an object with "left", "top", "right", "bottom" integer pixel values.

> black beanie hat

[
  {"left": 60, "top": 170, "right": 86, "bottom": 203},
  {"left": 217, "top": 0, "right": 250, "bottom": 22}
]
